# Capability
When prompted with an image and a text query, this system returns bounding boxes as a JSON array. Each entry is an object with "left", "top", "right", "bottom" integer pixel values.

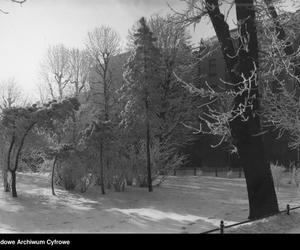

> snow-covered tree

[
  {"left": 121, "top": 17, "right": 163, "bottom": 192},
  {"left": 0, "top": 78, "right": 23, "bottom": 110},
  {"left": 1, "top": 97, "right": 80, "bottom": 197},
  {"left": 81, "top": 118, "right": 115, "bottom": 195},
  {"left": 172, "top": 0, "right": 281, "bottom": 219},
  {"left": 147, "top": 14, "right": 195, "bottom": 152}
]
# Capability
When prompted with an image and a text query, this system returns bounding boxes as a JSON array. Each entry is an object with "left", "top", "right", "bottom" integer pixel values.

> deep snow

[{"left": 1, "top": 172, "right": 300, "bottom": 233}]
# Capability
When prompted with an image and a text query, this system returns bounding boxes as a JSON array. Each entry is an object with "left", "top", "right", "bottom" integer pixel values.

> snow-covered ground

[{"left": 1, "top": 172, "right": 300, "bottom": 233}]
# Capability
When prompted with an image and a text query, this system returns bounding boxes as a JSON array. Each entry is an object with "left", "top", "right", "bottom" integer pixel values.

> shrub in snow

[
  {"left": 137, "top": 174, "right": 148, "bottom": 188},
  {"left": 112, "top": 175, "right": 126, "bottom": 192},
  {"left": 132, "top": 178, "right": 137, "bottom": 186},
  {"left": 78, "top": 173, "right": 95, "bottom": 193},
  {"left": 56, "top": 152, "right": 86, "bottom": 191},
  {"left": 270, "top": 162, "right": 286, "bottom": 191},
  {"left": 227, "top": 170, "right": 233, "bottom": 178},
  {"left": 291, "top": 165, "right": 300, "bottom": 188},
  {"left": 197, "top": 170, "right": 203, "bottom": 176}
]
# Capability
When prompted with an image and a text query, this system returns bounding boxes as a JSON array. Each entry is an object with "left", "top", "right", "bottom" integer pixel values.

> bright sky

[{"left": 0, "top": 0, "right": 233, "bottom": 101}]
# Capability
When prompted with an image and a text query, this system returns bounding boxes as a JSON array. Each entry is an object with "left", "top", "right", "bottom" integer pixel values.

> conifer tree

[{"left": 122, "top": 17, "right": 163, "bottom": 192}]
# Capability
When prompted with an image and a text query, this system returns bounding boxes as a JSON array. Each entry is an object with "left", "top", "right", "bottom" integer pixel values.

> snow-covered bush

[
  {"left": 78, "top": 173, "right": 96, "bottom": 193},
  {"left": 270, "top": 162, "right": 286, "bottom": 190},
  {"left": 226, "top": 170, "right": 233, "bottom": 179},
  {"left": 291, "top": 165, "right": 300, "bottom": 188},
  {"left": 106, "top": 161, "right": 128, "bottom": 192},
  {"left": 56, "top": 151, "right": 86, "bottom": 191},
  {"left": 197, "top": 169, "right": 203, "bottom": 176}
]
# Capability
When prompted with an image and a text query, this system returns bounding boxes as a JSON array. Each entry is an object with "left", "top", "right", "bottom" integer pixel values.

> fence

[
  {"left": 200, "top": 203, "right": 300, "bottom": 234},
  {"left": 172, "top": 167, "right": 244, "bottom": 178}
]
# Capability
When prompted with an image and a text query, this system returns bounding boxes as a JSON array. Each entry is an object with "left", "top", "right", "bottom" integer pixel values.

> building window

[{"left": 209, "top": 58, "right": 217, "bottom": 77}]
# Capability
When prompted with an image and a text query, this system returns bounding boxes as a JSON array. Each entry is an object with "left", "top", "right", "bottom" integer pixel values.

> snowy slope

[{"left": 0, "top": 173, "right": 300, "bottom": 233}]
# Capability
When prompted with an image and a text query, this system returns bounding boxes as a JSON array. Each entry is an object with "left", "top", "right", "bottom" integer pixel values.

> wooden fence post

[{"left": 220, "top": 220, "right": 224, "bottom": 234}]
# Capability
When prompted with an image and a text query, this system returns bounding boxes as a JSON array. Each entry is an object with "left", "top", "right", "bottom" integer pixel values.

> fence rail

[
  {"left": 171, "top": 167, "right": 244, "bottom": 178},
  {"left": 200, "top": 204, "right": 300, "bottom": 234}
]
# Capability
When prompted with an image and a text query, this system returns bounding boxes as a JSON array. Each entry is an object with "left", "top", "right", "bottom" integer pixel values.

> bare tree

[
  {"left": 86, "top": 25, "right": 121, "bottom": 121},
  {"left": 69, "top": 48, "right": 92, "bottom": 98},
  {"left": 0, "top": 78, "right": 23, "bottom": 110},
  {"left": 40, "top": 44, "right": 71, "bottom": 101},
  {"left": 36, "top": 81, "right": 51, "bottom": 105}
]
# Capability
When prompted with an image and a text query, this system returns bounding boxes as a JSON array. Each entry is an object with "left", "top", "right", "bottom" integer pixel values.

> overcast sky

[{"left": 0, "top": 0, "right": 236, "bottom": 101}]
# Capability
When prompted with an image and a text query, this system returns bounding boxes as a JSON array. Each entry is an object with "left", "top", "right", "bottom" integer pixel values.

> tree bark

[{"left": 206, "top": 0, "right": 279, "bottom": 219}]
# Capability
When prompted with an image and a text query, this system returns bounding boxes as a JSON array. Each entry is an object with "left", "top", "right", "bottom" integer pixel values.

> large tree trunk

[
  {"left": 206, "top": 0, "right": 279, "bottom": 219},
  {"left": 234, "top": 0, "right": 279, "bottom": 219},
  {"left": 11, "top": 170, "right": 17, "bottom": 198},
  {"left": 145, "top": 98, "right": 153, "bottom": 192}
]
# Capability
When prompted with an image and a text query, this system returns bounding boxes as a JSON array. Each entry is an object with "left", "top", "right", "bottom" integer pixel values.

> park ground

[{"left": 1, "top": 172, "right": 300, "bottom": 233}]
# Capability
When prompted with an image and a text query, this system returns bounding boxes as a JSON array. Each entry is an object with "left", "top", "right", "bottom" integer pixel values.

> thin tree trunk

[
  {"left": 51, "top": 156, "right": 57, "bottom": 196},
  {"left": 13, "top": 122, "right": 36, "bottom": 172},
  {"left": 9, "top": 122, "right": 36, "bottom": 198},
  {"left": 206, "top": 0, "right": 279, "bottom": 219},
  {"left": 145, "top": 98, "right": 153, "bottom": 192},
  {"left": 6, "top": 133, "right": 15, "bottom": 193},
  {"left": 11, "top": 170, "right": 17, "bottom": 198},
  {"left": 100, "top": 141, "right": 105, "bottom": 195},
  {"left": 106, "top": 157, "right": 111, "bottom": 189},
  {"left": 3, "top": 168, "right": 10, "bottom": 192}
]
